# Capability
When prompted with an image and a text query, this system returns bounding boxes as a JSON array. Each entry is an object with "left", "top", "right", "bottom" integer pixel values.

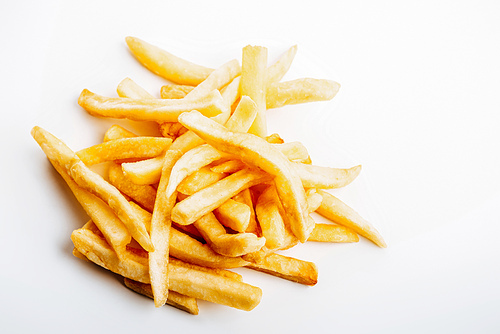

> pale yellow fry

[
  {"left": 171, "top": 168, "right": 271, "bottom": 226},
  {"left": 103, "top": 125, "right": 137, "bottom": 142},
  {"left": 213, "top": 198, "right": 251, "bottom": 233},
  {"left": 72, "top": 227, "right": 261, "bottom": 311},
  {"left": 108, "top": 162, "right": 157, "bottom": 212},
  {"left": 295, "top": 163, "right": 362, "bottom": 189},
  {"left": 220, "top": 76, "right": 241, "bottom": 110},
  {"left": 266, "top": 78, "right": 340, "bottom": 109},
  {"left": 266, "top": 45, "right": 298, "bottom": 84},
  {"left": 178, "top": 111, "right": 313, "bottom": 242},
  {"left": 160, "top": 84, "right": 194, "bottom": 99},
  {"left": 255, "top": 184, "right": 287, "bottom": 250},
  {"left": 121, "top": 112, "right": 231, "bottom": 185},
  {"left": 78, "top": 89, "right": 225, "bottom": 123},
  {"left": 176, "top": 166, "right": 226, "bottom": 196},
  {"left": 305, "top": 188, "right": 323, "bottom": 213},
  {"left": 76, "top": 137, "right": 172, "bottom": 166},
  {"left": 125, "top": 36, "right": 213, "bottom": 85},
  {"left": 308, "top": 223, "right": 359, "bottom": 243},
  {"left": 123, "top": 278, "right": 199, "bottom": 315},
  {"left": 316, "top": 190, "right": 387, "bottom": 248},
  {"left": 183, "top": 59, "right": 240, "bottom": 101},
  {"left": 241, "top": 45, "right": 268, "bottom": 137},
  {"left": 193, "top": 212, "right": 265, "bottom": 257},
  {"left": 223, "top": 96, "right": 258, "bottom": 132},
  {"left": 246, "top": 252, "right": 318, "bottom": 286},
  {"left": 31, "top": 126, "right": 153, "bottom": 252},
  {"left": 210, "top": 159, "right": 247, "bottom": 174},
  {"left": 117, "top": 77, "right": 155, "bottom": 99},
  {"left": 52, "top": 162, "right": 131, "bottom": 260},
  {"left": 275, "top": 141, "right": 309, "bottom": 162}
]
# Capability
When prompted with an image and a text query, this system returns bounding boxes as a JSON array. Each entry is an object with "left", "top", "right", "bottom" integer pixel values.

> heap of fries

[{"left": 31, "top": 37, "right": 386, "bottom": 314}]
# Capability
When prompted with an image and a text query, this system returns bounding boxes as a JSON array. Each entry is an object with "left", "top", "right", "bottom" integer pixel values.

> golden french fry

[
  {"left": 316, "top": 190, "right": 387, "bottom": 248},
  {"left": 78, "top": 89, "right": 225, "bottom": 123},
  {"left": 158, "top": 122, "right": 188, "bottom": 139},
  {"left": 31, "top": 126, "right": 153, "bottom": 252},
  {"left": 213, "top": 198, "right": 251, "bottom": 233},
  {"left": 117, "top": 77, "right": 155, "bottom": 99},
  {"left": 124, "top": 278, "right": 199, "bottom": 315},
  {"left": 76, "top": 137, "right": 172, "bottom": 166},
  {"left": 241, "top": 45, "right": 268, "bottom": 137},
  {"left": 233, "top": 188, "right": 260, "bottom": 235},
  {"left": 210, "top": 159, "right": 246, "bottom": 174},
  {"left": 305, "top": 188, "right": 323, "bottom": 213},
  {"left": 255, "top": 185, "right": 287, "bottom": 250},
  {"left": 172, "top": 168, "right": 271, "bottom": 226},
  {"left": 160, "top": 84, "right": 193, "bottom": 99},
  {"left": 183, "top": 59, "right": 240, "bottom": 101},
  {"left": 220, "top": 76, "right": 241, "bottom": 110},
  {"left": 266, "top": 78, "right": 340, "bottom": 109},
  {"left": 308, "top": 224, "right": 359, "bottom": 243},
  {"left": 246, "top": 252, "right": 318, "bottom": 286},
  {"left": 125, "top": 36, "right": 213, "bottom": 85},
  {"left": 103, "top": 124, "right": 137, "bottom": 142},
  {"left": 169, "top": 257, "right": 243, "bottom": 282},
  {"left": 108, "top": 162, "right": 157, "bottom": 212},
  {"left": 176, "top": 166, "right": 226, "bottom": 196},
  {"left": 266, "top": 45, "right": 298, "bottom": 84},
  {"left": 294, "top": 163, "right": 362, "bottom": 189},
  {"left": 178, "top": 111, "right": 313, "bottom": 243}
]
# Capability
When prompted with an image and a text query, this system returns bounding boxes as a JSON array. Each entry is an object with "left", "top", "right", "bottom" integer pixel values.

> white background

[{"left": 1, "top": 1, "right": 499, "bottom": 333}]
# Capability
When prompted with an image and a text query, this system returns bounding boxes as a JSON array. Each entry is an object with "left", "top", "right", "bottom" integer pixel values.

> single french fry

[
  {"left": 266, "top": 45, "right": 298, "bottom": 84},
  {"left": 305, "top": 188, "right": 323, "bottom": 213},
  {"left": 220, "top": 76, "right": 241, "bottom": 110},
  {"left": 241, "top": 45, "right": 268, "bottom": 137},
  {"left": 172, "top": 168, "right": 271, "bottom": 226},
  {"left": 103, "top": 124, "right": 137, "bottom": 142},
  {"left": 160, "top": 84, "right": 194, "bottom": 99},
  {"left": 176, "top": 166, "right": 226, "bottom": 196},
  {"left": 316, "top": 190, "right": 387, "bottom": 248},
  {"left": 233, "top": 188, "right": 260, "bottom": 235},
  {"left": 294, "top": 163, "right": 362, "bottom": 189},
  {"left": 266, "top": 78, "right": 340, "bottom": 109},
  {"left": 308, "top": 224, "right": 359, "bottom": 243},
  {"left": 255, "top": 185, "right": 287, "bottom": 250},
  {"left": 125, "top": 36, "right": 213, "bottom": 85},
  {"left": 210, "top": 159, "right": 246, "bottom": 174},
  {"left": 274, "top": 141, "right": 309, "bottom": 162},
  {"left": 213, "top": 198, "right": 251, "bottom": 233},
  {"left": 31, "top": 126, "right": 153, "bottom": 252},
  {"left": 78, "top": 89, "right": 225, "bottom": 123},
  {"left": 178, "top": 111, "right": 313, "bottom": 243},
  {"left": 124, "top": 278, "right": 199, "bottom": 315},
  {"left": 169, "top": 256, "right": 243, "bottom": 282},
  {"left": 117, "top": 77, "right": 155, "bottom": 99},
  {"left": 183, "top": 59, "right": 240, "bottom": 101},
  {"left": 246, "top": 252, "right": 318, "bottom": 286},
  {"left": 76, "top": 137, "right": 172, "bottom": 166},
  {"left": 108, "top": 162, "right": 157, "bottom": 212}
]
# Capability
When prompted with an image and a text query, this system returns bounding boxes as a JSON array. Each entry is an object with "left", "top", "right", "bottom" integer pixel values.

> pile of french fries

[{"left": 31, "top": 37, "right": 386, "bottom": 315}]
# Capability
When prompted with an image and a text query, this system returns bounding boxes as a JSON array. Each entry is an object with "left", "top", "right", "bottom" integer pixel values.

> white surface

[{"left": 1, "top": 1, "right": 500, "bottom": 333}]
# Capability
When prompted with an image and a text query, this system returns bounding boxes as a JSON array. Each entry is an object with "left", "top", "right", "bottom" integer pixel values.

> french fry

[
  {"left": 178, "top": 111, "right": 313, "bottom": 243},
  {"left": 160, "top": 84, "right": 194, "bottom": 99},
  {"left": 308, "top": 224, "right": 359, "bottom": 243},
  {"left": 294, "top": 163, "right": 362, "bottom": 189},
  {"left": 172, "top": 168, "right": 271, "bottom": 226},
  {"left": 117, "top": 77, "right": 155, "bottom": 99},
  {"left": 125, "top": 36, "right": 213, "bottom": 85},
  {"left": 266, "top": 78, "right": 340, "bottom": 109},
  {"left": 31, "top": 126, "right": 153, "bottom": 252},
  {"left": 241, "top": 45, "right": 268, "bottom": 137},
  {"left": 213, "top": 198, "right": 251, "bottom": 233},
  {"left": 275, "top": 141, "right": 309, "bottom": 162},
  {"left": 169, "top": 257, "right": 243, "bottom": 282},
  {"left": 210, "top": 159, "right": 247, "bottom": 174},
  {"left": 158, "top": 122, "right": 188, "bottom": 139},
  {"left": 78, "top": 89, "right": 225, "bottom": 123},
  {"left": 103, "top": 124, "right": 137, "bottom": 142},
  {"left": 124, "top": 278, "right": 199, "bottom": 315},
  {"left": 76, "top": 137, "right": 172, "bottom": 166},
  {"left": 176, "top": 166, "right": 226, "bottom": 196},
  {"left": 246, "top": 252, "right": 318, "bottom": 286},
  {"left": 255, "top": 185, "right": 287, "bottom": 250},
  {"left": 233, "top": 188, "right": 260, "bottom": 235},
  {"left": 266, "top": 45, "right": 298, "bottom": 84},
  {"left": 316, "top": 190, "right": 387, "bottom": 248},
  {"left": 220, "top": 76, "right": 241, "bottom": 110}
]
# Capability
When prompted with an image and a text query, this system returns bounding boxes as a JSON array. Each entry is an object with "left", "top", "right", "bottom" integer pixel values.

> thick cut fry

[
  {"left": 52, "top": 162, "right": 131, "bottom": 260},
  {"left": 233, "top": 188, "right": 260, "bottom": 235},
  {"left": 241, "top": 45, "right": 268, "bottom": 136},
  {"left": 171, "top": 168, "right": 271, "bottom": 226},
  {"left": 176, "top": 166, "right": 226, "bottom": 196},
  {"left": 183, "top": 59, "right": 240, "bottom": 101},
  {"left": 246, "top": 253, "right": 318, "bottom": 286},
  {"left": 266, "top": 78, "right": 340, "bottom": 109},
  {"left": 78, "top": 89, "right": 225, "bottom": 123},
  {"left": 108, "top": 162, "right": 157, "bottom": 212},
  {"left": 125, "top": 36, "right": 213, "bottom": 85},
  {"left": 255, "top": 185, "right": 287, "bottom": 250},
  {"left": 117, "top": 77, "right": 155, "bottom": 99},
  {"left": 76, "top": 137, "right": 172, "bottom": 166},
  {"left": 213, "top": 198, "right": 251, "bottom": 233},
  {"left": 193, "top": 213, "right": 265, "bottom": 257},
  {"left": 103, "top": 125, "right": 137, "bottom": 142},
  {"left": 308, "top": 224, "right": 359, "bottom": 243},
  {"left": 160, "top": 84, "right": 193, "bottom": 99},
  {"left": 266, "top": 45, "right": 298, "bottom": 84},
  {"left": 124, "top": 278, "right": 199, "bottom": 315},
  {"left": 294, "top": 163, "right": 361, "bottom": 189},
  {"left": 31, "top": 126, "right": 153, "bottom": 252},
  {"left": 316, "top": 190, "right": 387, "bottom": 248},
  {"left": 178, "top": 111, "right": 313, "bottom": 242},
  {"left": 72, "top": 227, "right": 261, "bottom": 311}
]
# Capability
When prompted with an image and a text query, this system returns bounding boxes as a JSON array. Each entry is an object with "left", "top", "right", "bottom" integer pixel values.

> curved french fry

[
  {"left": 266, "top": 45, "right": 298, "bottom": 84},
  {"left": 293, "top": 163, "right": 362, "bottom": 189},
  {"left": 266, "top": 78, "right": 340, "bottom": 109}
]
